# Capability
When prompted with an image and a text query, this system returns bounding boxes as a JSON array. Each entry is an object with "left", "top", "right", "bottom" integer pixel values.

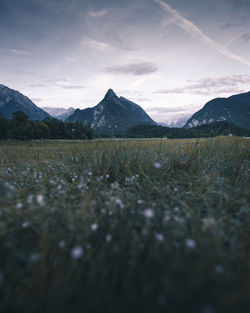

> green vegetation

[
  {"left": 0, "top": 137, "right": 250, "bottom": 313},
  {"left": 0, "top": 111, "right": 94, "bottom": 140},
  {"left": 127, "top": 121, "right": 250, "bottom": 138}
]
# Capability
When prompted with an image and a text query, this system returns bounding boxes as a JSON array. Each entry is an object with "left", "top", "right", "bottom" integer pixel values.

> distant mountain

[
  {"left": 0, "top": 84, "right": 50, "bottom": 120},
  {"left": 66, "top": 89, "right": 156, "bottom": 135},
  {"left": 159, "top": 114, "right": 191, "bottom": 128},
  {"left": 185, "top": 91, "right": 250, "bottom": 129},
  {"left": 42, "top": 107, "right": 75, "bottom": 121}
]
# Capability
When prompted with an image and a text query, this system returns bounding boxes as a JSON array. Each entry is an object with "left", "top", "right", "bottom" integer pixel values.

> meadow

[{"left": 0, "top": 137, "right": 249, "bottom": 313}]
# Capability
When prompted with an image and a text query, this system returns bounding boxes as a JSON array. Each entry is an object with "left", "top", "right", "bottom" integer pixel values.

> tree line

[
  {"left": 126, "top": 121, "right": 250, "bottom": 138},
  {"left": 0, "top": 111, "right": 94, "bottom": 140}
]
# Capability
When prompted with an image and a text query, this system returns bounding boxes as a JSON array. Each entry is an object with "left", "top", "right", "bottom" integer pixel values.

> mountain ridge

[
  {"left": 185, "top": 91, "right": 250, "bottom": 129},
  {"left": 0, "top": 84, "right": 50, "bottom": 120}
]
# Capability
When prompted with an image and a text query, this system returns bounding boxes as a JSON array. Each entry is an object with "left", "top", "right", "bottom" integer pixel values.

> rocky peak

[
  {"left": 104, "top": 89, "right": 118, "bottom": 100},
  {"left": 0, "top": 84, "right": 7, "bottom": 91}
]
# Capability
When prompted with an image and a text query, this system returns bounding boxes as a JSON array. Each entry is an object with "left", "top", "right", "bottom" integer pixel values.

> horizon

[{"left": 1, "top": 0, "right": 250, "bottom": 123}]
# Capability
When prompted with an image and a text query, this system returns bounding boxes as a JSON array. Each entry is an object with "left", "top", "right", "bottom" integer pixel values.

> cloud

[
  {"left": 154, "top": 74, "right": 250, "bottom": 95},
  {"left": 154, "top": 0, "right": 250, "bottom": 66},
  {"left": 90, "top": 9, "right": 108, "bottom": 18},
  {"left": 0, "top": 48, "right": 31, "bottom": 56},
  {"left": 29, "top": 84, "right": 46, "bottom": 88},
  {"left": 239, "top": 31, "right": 250, "bottom": 42},
  {"left": 31, "top": 98, "right": 43, "bottom": 103},
  {"left": 9, "top": 49, "right": 31, "bottom": 56},
  {"left": 147, "top": 106, "right": 189, "bottom": 113},
  {"left": 130, "top": 97, "right": 151, "bottom": 102},
  {"left": 55, "top": 84, "right": 86, "bottom": 90},
  {"left": 82, "top": 36, "right": 111, "bottom": 52},
  {"left": 104, "top": 62, "right": 158, "bottom": 76}
]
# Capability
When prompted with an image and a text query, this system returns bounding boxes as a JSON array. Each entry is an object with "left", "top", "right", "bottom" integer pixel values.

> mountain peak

[
  {"left": 105, "top": 89, "right": 117, "bottom": 99},
  {"left": 0, "top": 84, "right": 7, "bottom": 90}
]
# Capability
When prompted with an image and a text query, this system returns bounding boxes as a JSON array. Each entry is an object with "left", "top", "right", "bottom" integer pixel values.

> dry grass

[{"left": 0, "top": 137, "right": 249, "bottom": 313}]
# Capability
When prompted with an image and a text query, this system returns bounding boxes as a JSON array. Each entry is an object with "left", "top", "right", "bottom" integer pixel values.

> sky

[{"left": 0, "top": 0, "right": 250, "bottom": 123}]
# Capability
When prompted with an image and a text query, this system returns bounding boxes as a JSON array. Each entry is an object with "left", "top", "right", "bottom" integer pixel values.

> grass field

[{"left": 0, "top": 137, "right": 250, "bottom": 313}]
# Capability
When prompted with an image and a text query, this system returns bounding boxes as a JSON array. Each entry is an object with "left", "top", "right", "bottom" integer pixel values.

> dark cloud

[
  {"left": 154, "top": 75, "right": 250, "bottom": 95},
  {"left": 104, "top": 62, "right": 158, "bottom": 76}
]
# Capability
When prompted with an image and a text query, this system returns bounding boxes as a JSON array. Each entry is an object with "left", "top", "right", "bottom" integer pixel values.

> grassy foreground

[{"left": 0, "top": 137, "right": 249, "bottom": 313}]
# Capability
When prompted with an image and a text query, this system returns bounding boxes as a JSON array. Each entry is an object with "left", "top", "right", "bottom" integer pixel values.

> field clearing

[{"left": 0, "top": 137, "right": 250, "bottom": 313}]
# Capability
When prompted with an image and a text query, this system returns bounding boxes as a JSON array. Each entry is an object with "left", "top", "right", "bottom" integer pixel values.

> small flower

[
  {"left": 106, "top": 234, "right": 112, "bottom": 242},
  {"left": 16, "top": 202, "right": 22, "bottom": 209},
  {"left": 29, "top": 253, "right": 40, "bottom": 263},
  {"left": 70, "top": 246, "right": 84, "bottom": 259},
  {"left": 185, "top": 238, "right": 197, "bottom": 249},
  {"left": 143, "top": 209, "right": 155, "bottom": 218},
  {"left": 164, "top": 214, "right": 171, "bottom": 222},
  {"left": 155, "top": 233, "right": 164, "bottom": 242},
  {"left": 137, "top": 200, "right": 143, "bottom": 205},
  {"left": 173, "top": 207, "right": 180, "bottom": 213},
  {"left": 153, "top": 162, "right": 162, "bottom": 169},
  {"left": 36, "top": 194, "right": 44, "bottom": 206},
  {"left": 27, "top": 194, "right": 33, "bottom": 204},
  {"left": 202, "top": 305, "right": 216, "bottom": 313},
  {"left": 22, "top": 221, "right": 29, "bottom": 229},
  {"left": 58, "top": 240, "right": 66, "bottom": 248},
  {"left": 115, "top": 198, "right": 124, "bottom": 208},
  {"left": 91, "top": 223, "right": 98, "bottom": 231},
  {"left": 174, "top": 188, "right": 178, "bottom": 192},
  {"left": 0, "top": 272, "right": 3, "bottom": 286},
  {"left": 215, "top": 265, "right": 224, "bottom": 275}
]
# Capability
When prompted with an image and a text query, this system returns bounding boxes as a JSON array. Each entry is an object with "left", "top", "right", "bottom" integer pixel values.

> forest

[{"left": 0, "top": 111, "right": 94, "bottom": 140}]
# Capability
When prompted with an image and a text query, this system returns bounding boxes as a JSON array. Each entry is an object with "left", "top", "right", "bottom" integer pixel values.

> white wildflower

[
  {"left": 106, "top": 234, "right": 112, "bottom": 243},
  {"left": 155, "top": 233, "right": 164, "bottom": 242},
  {"left": 22, "top": 221, "right": 29, "bottom": 229},
  {"left": 58, "top": 240, "right": 66, "bottom": 248},
  {"left": 153, "top": 162, "right": 162, "bottom": 169},
  {"left": 185, "top": 238, "right": 197, "bottom": 249},
  {"left": 36, "top": 194, "right": 44, "bottom": 206},
  {"left": 91, "top": 223, "right": 98, "bottom": 231},
  {"left": 70, "top": 246, "right": 84, "bottom": 259},
  {"left": 29, "top": 253, "right": 40, "bottom": 263},
  {"left": 143, "top": 209, "right": 155, "bottom": 218}
]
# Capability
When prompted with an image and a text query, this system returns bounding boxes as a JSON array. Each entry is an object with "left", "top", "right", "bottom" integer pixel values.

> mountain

[
  {"left": 66, "top": 89, "right": 156, "bottom": 135},
  {"left": 42, "top": 107, "right": 75, "bottom": 121},
  {"left": 0, "top": 84, "right": 50, "bottom": 120},
  {"left": 159, "top": 114, "right": 191, "bottom": 128},
  {"left": 185, "top": 91, "right": 250, "bottom": 129}
]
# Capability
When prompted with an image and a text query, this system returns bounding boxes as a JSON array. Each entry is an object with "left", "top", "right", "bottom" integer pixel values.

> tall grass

[{"left": 0, "top": 137, "right": 249, "bottom": 313}]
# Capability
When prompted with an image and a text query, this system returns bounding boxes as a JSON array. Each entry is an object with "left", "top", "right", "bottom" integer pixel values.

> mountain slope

[
  {"left": 0, "top": 84, "right": 50, "bottom": 120},
  {"left": 185, "top": 91, "right": 250, "bottom": 129},
  {"left": 42, "top": 107, "right": 75, "bottom": 121},
  {"left": 66, "top": 89, "right": 156, "bottom": 134}
]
